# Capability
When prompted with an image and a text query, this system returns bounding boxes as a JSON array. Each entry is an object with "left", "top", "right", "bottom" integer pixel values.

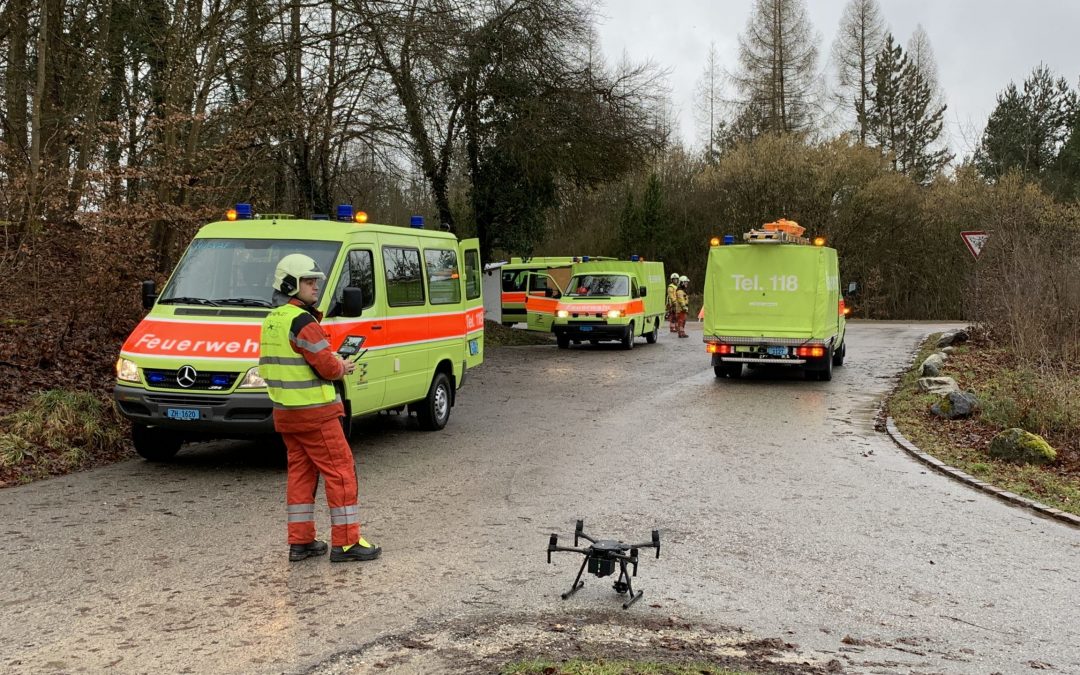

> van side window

[
  {"left": 502, "top": 271, "right": 526, "bottom": 292},
  {"left": 464, "top": 250, "right": 481, "bottom": 300},
  {"left": 424, "top": 248, "right": 461, "bottom": 305},
  {"left": 328, "top": 249, "right": 375, "bottom": 316},
  {"left": 631, "top": 278, "right": 640, "bottom": 299},
  {"left": 384, "top": 246, "right": 425, "bottom": 306}
]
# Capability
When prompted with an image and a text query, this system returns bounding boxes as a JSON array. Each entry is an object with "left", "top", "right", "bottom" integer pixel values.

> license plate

[
  {"left": 166, "top": 408, "right": 200, "bottom": 421},
  {"left": 767, "top": 346, "right": 788, "bottom": 356},
  {"left": 468, "top": 339, "right": 479, "bottom": 355},
  {"left": 579, "top": 326, "right": 593, "bottom": 332}
]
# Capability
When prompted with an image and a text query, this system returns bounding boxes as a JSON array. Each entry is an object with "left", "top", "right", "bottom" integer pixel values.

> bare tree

[
  {"left": 731, "top": 0, "right": 820, "bottom": 136},
  {"left": 693, "top": 42, "right": 726, "bottom": 161},
  {"left": 830, "top": 0, "right": 885, "bottom": 144}
]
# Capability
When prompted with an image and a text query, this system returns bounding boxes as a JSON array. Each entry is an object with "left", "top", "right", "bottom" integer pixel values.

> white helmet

[
  {"left": 679, "top": 275, "right": 689, "bottom": 284},
  {"left": 669, "top": 273, "right": 679, "bottom": 282},
  {"left": 274, "top": 254, "right": 325, "bottom": 296}
]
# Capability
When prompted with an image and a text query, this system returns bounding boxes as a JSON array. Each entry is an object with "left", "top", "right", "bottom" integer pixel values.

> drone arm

[
  {"left": 626, "top": 530, "right": 661, "bottom": 558},
  {"left": 573, "top": 519, "right": 597, "bottom": 545}
]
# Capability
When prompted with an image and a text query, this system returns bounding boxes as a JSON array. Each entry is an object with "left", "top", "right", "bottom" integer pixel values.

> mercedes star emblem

[{"left": 176, "top": 365, "right": 198, "bottom": 388}]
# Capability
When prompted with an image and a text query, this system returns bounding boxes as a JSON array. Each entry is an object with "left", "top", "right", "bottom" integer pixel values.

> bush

[{"left": 0, "top": 390, "right": 129, "bottom": 482}]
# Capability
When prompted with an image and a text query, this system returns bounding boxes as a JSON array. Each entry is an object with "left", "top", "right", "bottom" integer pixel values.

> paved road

[{"left": 1, "top": 322, "right": 1077, "bottom": 674}]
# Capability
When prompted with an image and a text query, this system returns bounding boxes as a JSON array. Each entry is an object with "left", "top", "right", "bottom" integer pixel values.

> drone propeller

[
  {"left": 574, "top": 519, "right": 583, "bottom": 546},
  {"left": 548, "top": 533, "right": 557, "bottom": 563},
  {"left": 653, "top": 529, "right": 661, "bottom": 558}
]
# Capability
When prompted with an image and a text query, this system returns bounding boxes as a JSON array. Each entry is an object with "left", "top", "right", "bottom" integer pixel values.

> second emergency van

[
  {"left": 703, "top": 220, "right": 847, "bottom": 380},
  {"left": 500, "top": 256, "right": 611, "bottom": 326},
  {"left": 113, "top": 205, "right": 484, "bottom": 461},
  {"left": 526, "top": 258, "right": 666, "bottom": 349}
]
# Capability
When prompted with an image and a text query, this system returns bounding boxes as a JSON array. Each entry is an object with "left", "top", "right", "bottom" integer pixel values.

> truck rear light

[
  {"left": 797, "top": 346, "right": 826, "bottom": 358},
  {"left": 706, "top": 343, "right": 733, "bottom": 354}
]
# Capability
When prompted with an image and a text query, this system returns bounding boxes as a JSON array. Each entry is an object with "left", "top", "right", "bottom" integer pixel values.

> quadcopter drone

[{"left": 547, "top": 519, "right": 661, "bottom": 609}]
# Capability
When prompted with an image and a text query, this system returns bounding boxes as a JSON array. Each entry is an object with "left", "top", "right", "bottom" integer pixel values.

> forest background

[{"left": 0, "top": 0, "right": 1077, "bottom": 419}]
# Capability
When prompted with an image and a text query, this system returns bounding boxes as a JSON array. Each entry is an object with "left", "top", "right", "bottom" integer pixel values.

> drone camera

[{"left": 588, "top": 557, "right": 616, "bottom": 577}]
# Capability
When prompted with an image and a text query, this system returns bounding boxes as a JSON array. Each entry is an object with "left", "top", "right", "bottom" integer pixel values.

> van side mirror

[
  {"left": 639, "top": 287, "right": 647, "bottom": 297},
  {"left": 545, "top": 288, "right": 553, "bottom": 298},
  {"left": 341, "top": 287, "right": 364, "bottom": 317},
  {"left": 141, "top": 280, "right": 157, "bottom": 309},
  {"left": 847, "top": 281, "right": 858, "bottom": 295}
]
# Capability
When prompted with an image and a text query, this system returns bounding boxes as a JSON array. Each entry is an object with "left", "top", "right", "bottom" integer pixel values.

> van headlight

[
  {"left": 606, "top": 309, "right": 625, "bottom": 319},
  {"left": 556, "top": 310, "right": 569, "bottom": 318},
  {"left": 116, "top": 358, "right": 140, "bottom": 383},
  {"left": 238, "top": 367, "right": 267, "bottom": 388}
]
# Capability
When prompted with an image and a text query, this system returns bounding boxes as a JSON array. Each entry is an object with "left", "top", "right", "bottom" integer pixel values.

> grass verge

[
  {"left": 0, "top": 389, "right": 131, "bottom": 487},
  {"left": 504, "top": 660, "right": 752, "bottom": 675},
  {"left": 886, "top": 330, "right": 1080, "bottom": 516}
]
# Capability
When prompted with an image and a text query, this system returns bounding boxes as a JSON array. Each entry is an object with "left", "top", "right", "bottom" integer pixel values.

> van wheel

[
  {"left": 132, "top": 425, "right": 182, "bottom": 462},
  {"left": 807, "top": 348, "right": 834, "bottom": 381},
  {"left": 416, "top": 372, "right": 452, "bottom": 431},
  {"left": 715, "top": 363, "right": 742, "bottom": 379},
  {"left": 644, "top": 320, "right": 658, "bottom": 344},
  {"left": 556, "top": 335, "right": 570, "bottom": 349},
  {"left": 622, "top": 323, "right": 635, "bottom": 350},
  {"left": 832, "top": 341, "right": 846, "bottom": 366}
]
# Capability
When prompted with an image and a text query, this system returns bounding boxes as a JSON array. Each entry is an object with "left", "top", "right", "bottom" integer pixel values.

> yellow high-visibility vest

[{"left": 259, "top": 304, "right": 336, "bottom": 409}]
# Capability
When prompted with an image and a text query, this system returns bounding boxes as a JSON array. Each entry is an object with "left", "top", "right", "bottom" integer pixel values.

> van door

[
  {"left": 323, "top": 246, "right": 387, "bottom": 414},
  {"left": 381, "top": 235, "right": 430, "bottom": 407},
  {"left": 459, "top": 239, "right": 484, "bottom": 370},
  {"left": 525, "top": 272, "right": 561, "bottom": 332}
]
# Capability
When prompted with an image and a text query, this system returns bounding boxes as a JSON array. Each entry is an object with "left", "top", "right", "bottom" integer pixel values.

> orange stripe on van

[
  {"left": 121, "top": 320, "right": 262, "bottom": 359},
  {"left": 122, "top": 307, "right": 485, "bottom": 359}
]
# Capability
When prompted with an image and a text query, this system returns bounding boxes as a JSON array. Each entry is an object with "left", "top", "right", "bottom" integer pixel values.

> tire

[
  {"left": 416, "top": 371, "right": 453, "bottom": 431},
  {"left": 715, "top": 363, "right": 741, "bottom": 378},
  {"left": 556, "top": 334, "right": 570, "bottom": 349},
  {"left": 132, "top": 425, "right": 182, "bottom": 462},
  {"left": 644, "top": 320, "right": 658, "bottom": 344},
  {"left": 832, "top": 341, "right": 846, "bottom": 367},
  {"left": 621, "top": 323, "right": 635, "bottom": 350},
  {"left": 806, "top": 347, "right": 834, "bottom": 381}
]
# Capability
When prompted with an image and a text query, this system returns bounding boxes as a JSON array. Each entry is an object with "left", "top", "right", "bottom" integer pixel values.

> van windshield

[
  {"left": 159, "top": 239, "right": 340, "bottom": 307},
  {"left": 565, "top": 274, "right": 628, "bottom": 297}
]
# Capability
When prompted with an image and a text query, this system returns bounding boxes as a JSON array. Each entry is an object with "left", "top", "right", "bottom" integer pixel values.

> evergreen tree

[
  {"left": 864, "top": 33, "right": 949, "bottom": 181},
  {"left": 864, "top": 34, "right": 906, "bottom": 167},
  {"left": 638, "top": 173, "right": 664, "bottom": 258},
  {"left": 975, "top": 65, "right": 1075, "bottom": 180},
  {"left": 617, "top": 189, "right": 641, "bottom": 258}
]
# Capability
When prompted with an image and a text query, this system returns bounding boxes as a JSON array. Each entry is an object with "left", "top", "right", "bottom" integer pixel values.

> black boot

[
  {"left": 289, "top": 540, "right": 329, "bottom": 562},
  {"left": 330, "top": 538, "right": 382, "bottom": 562}
]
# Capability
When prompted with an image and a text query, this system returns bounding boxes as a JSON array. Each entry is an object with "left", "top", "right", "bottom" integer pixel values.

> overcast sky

[{"left": 594, "top": 0, "right": 1080, "bottom": 160}]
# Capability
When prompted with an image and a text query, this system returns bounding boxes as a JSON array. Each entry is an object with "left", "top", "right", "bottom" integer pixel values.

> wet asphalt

[{"left": 1, "top": 321, "right": 1078, "bottom": 674}]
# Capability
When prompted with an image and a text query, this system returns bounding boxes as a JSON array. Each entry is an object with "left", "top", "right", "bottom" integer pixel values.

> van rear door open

[{"left": 459, "top": 238, "right": 484, "bottom": 370}]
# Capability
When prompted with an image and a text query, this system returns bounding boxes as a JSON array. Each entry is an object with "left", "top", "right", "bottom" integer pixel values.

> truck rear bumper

[{"left": 113, "top": 384, "right": 275, "bottom": 434}]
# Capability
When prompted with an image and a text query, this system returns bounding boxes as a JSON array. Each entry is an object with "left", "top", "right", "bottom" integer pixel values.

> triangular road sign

[{"left": 960, "top": 230, "right": 990, "bottom": 259}]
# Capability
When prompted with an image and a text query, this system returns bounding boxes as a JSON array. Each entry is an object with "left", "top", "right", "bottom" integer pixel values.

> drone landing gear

[{"left": 548, "top": 519, "right": 660, "bottom": 610}]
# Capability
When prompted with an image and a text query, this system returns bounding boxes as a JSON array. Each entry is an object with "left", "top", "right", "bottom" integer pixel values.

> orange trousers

[{"left": 283, "top": 418, "right": 360, "bottom": 547}]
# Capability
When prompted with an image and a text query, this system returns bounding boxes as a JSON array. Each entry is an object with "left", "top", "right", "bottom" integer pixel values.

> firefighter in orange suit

[{"left": 260, "top": 254, "right": 381, "bottom": 563}]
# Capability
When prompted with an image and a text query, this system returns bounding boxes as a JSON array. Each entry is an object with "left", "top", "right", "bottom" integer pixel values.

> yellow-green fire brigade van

[
  {"left": 703, "top": 220, "right": 847, "bottom": 381},
  {"left": 113, "top": 205, "right": 484, "bottom": 460},
  {"left": 500, "top": 256, "right": 612, "bottom": 326},
  {"left": 526, "top": 258, "right": 666, "bottom": 349}
]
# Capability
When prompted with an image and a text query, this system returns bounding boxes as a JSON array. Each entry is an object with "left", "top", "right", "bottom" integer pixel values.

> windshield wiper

[
  {"left": 212, "top": 298, "right": 272, "bottom": 307},
  {"left": 158, "top": 296, "right": 221, "bottom": 306}
]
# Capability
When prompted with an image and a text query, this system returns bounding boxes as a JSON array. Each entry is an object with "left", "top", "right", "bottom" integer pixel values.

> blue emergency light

[
  {"left": 147, "top": 372, "right": 166, "bottom": 384},
  {"left": 723, "top": 235, "right": 736, "bottom": 245},
  {"left": 410, "top": 215, "right": 424, "bottom": 229},
  {"left": 211, "top": 375, "right": 230, "bottom": 387},
  {"left": 235, "top": 203, "right": 253, "bottom": 220},
  {"left": 336, "top": 204, "right": 354, "bottom": 222},
  {"left": 583, "top": 255, "right": 590, "bottom": 262},
  {"left": 630, "top": 254, "right": 640, "bottom": 261}
]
